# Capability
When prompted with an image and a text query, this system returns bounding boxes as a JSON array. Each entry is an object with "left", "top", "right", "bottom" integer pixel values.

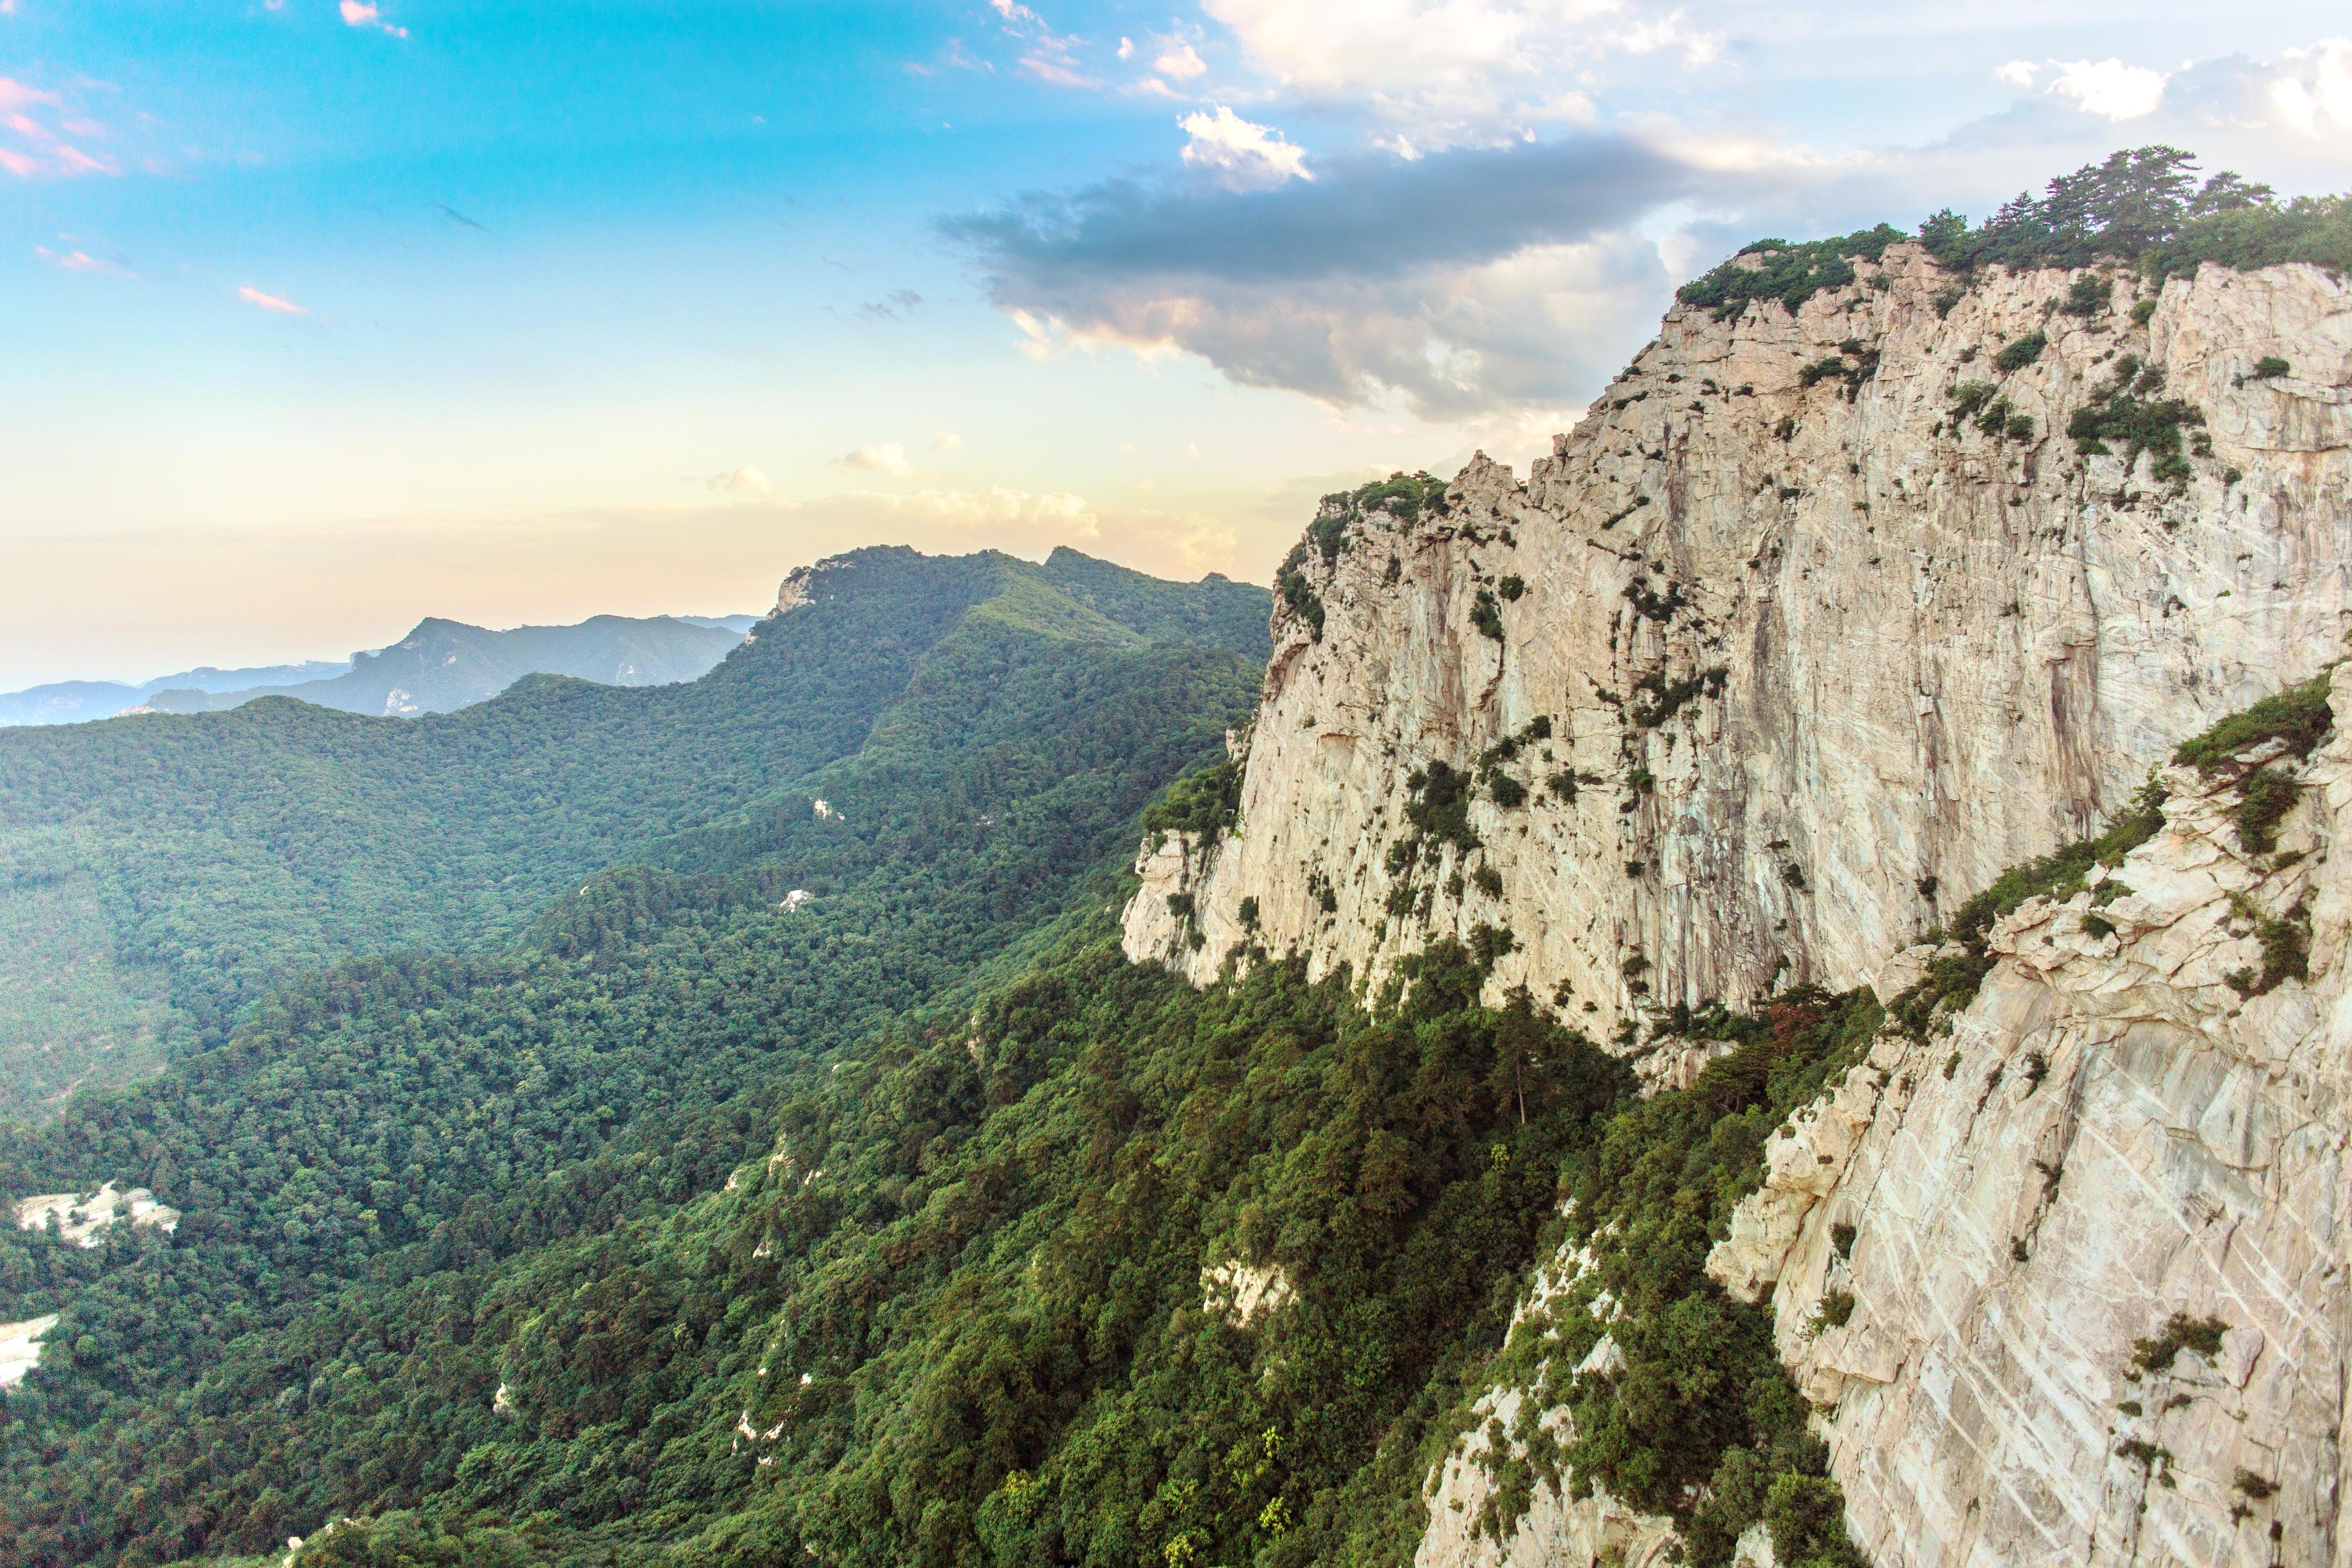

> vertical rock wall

[
  {"left": 1703, "top": 684, "right": 2351, "bottom": 1567},
  {"left": 1124, "top": 250, "right": 2351, "bottom": 1042}
]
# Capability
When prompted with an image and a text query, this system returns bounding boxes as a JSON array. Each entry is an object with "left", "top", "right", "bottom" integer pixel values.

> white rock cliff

[
  {"left": 1703, "top": 685, "right": 2347, "bottom": 1568},
  {"left": 1121, "top": 251, "right": 2352, "bottom": 1568},
  {"left": 1124, "top": 249, "right": 2350, "bottom": 1039}
]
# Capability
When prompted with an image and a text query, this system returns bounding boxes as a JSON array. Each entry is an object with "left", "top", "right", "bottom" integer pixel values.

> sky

[{"left": 2, "top": 1, "right": 2348, "bottom": 688}]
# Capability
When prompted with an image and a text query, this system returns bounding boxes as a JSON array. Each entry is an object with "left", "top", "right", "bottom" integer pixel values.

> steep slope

[
  {"left": 1125, "top": 249, "right": 2350, "bottom": 1042},
  {"left": 0, "top": 548, "right": 1265, "bottom": 1119},
  {"left": 142, "top": 613, "right": 746, "bottom": 718},
  {"left": 1704, "top": 673, "right": 2343, "bottom": 1568}
]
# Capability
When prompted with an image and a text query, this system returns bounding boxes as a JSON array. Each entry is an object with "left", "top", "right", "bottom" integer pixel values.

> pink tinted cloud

[
  {"left": 239, "top": 284, "right": 312, "bottom": 316},
  {"left": 0, "top": 76, "right": 118, "bottom": 178},
  {"left": 36, "top": 245, "right": 139, "bottom": 278},
  {"left": 340, "top": 1, "right": 408, "bottom": 37}
]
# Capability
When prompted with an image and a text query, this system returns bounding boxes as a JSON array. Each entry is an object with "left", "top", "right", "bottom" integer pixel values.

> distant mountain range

[{"left": 0, "top": 612, "right": 760, "bottom": 726}]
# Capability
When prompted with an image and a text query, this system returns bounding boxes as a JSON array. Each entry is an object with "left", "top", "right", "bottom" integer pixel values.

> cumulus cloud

[
  {"left": 1156, "top": 42, "right": 1208, "bottom": 82},
  {"left": 238, "top": 284, "right": 311, "bottom": 316},
  {"left": 1179, "top": 106, "right": 1311, "bottom": 186},
  {"left": 0, "top": 77, "right": 117, "bottom": 179},
  {"left": 839, "top": 441, "right": 914, "bottom": 478},
  {"left": 2269, "top": 37, "right": 2352, "bottom": 136},
  {"left": 710, "top": 466, "right": 774, "bottom": 495},
  {"left": 36, "top": 244, "right": 137, "bottom": 278},
  {"left": 2045, "top": 58, "right": 2168, "bottom": 121},
  {"left": 339, "top": 0, "right": 408, "bottom": 37},
  {"left": 1202, "top": 0, "right": 1718, "bottom": 145},
  {"left": 931, "top": 431, "right": 965, "bottom": 450}
]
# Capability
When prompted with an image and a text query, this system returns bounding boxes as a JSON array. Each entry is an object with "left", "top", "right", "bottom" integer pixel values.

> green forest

[{"left": 0, "top": 547, "right": 1268, "bottom": 1119}]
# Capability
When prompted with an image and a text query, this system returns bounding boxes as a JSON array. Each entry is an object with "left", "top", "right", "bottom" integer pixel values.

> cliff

[
  {"left": 1122, "top": 244, "right": 2352, "bottom": 1568},
  {"left": 1122, "top": 247, "right": 2350, "bottom": 1042},
  {"left": 1700, "top": 677, "right": 2345, "bottom": 1567}
]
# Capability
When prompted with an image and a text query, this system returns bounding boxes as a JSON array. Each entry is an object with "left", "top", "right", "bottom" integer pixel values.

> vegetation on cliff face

[
  {"left": 1679, "top": 146, "right": 2351, "bottom": 321},
  {"left": 1887, "top": 669, "right": 2334, "bottom": 1041},
  {"left": 1455, "top": 989, "right": 1882, "bottom": 1568}
]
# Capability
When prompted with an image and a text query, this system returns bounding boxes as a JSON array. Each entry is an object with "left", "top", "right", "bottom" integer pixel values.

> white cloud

[
  {"left": 1156, "top": 43, "right": 1208, "bottom": 81},
  {"left": 930, "top": 431, "right": 964, "bottom": 450},
  {"left": 1180, "top": 106, "right": 1311, "bottom": 186},
  {"left": 1618, "top": 8, "right": 1716, "bottom": 64},
  {"left": 35, "top": 245, "right": 137, "bottom": 278},
  {"left": 2044, "top": 58, "right": 2168, "bottom": 120},
  {"left": 338, "top": 0, "right": 408, "bottom": 37},
  {"left": 1200, "top": 0, "right": 1713, "bottom": 144},
  {"left": 1992, "top": 60, "right": 2039, "bottom": 88},
  {"left": 839, "top": 441, "right": 914, "bottom": 478},
  {"left": 711, "top": 466, "right": 773, "bottom": 495},
  {"left": 1117, "top": 36, "right": 1135, "bottom": 60},
  {"left": 0, "top": 76, "right": 117, "bottom": 179},
  {"left": 2269, "top": 37, "right": 2352, "bottom": 135},
  {"left": 237, "top": 284, "right": 310, "bottom": 316}
]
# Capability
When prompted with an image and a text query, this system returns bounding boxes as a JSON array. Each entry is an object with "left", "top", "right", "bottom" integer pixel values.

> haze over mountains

[{"left": 0, "top": 612, "right": 761, "bottom": 727}]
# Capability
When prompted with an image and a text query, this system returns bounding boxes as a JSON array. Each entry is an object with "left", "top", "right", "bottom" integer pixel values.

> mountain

[
  {"left": 0, "top": 662, "right": 349, "bottom": 727},
  {"left": 141, "top": 614, "right": 751, "bottom": 719},
  {"left": 0, "top": 153, "right": 2347, "bottom": 1568},
  {"left": 0, "top": 551, "right": 1267, "bottom": 1120},
  {"left": 1119, "top": 194, "right": 2351, "bottom": 1561}
]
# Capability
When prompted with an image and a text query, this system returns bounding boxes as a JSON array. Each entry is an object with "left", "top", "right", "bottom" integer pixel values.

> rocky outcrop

[
  {"left": 1415, "top": 1382, "right": 1689, "bottom": 1568},
  {"left": 1124, "top": 250, "right": 2351, "bottom": 1039},
  {"left": 1706, "top": 682, "right": 2350, "bottom": 1567},
  {"left": 13, "top": 1182, "right": 181, "bottom": 1248}
]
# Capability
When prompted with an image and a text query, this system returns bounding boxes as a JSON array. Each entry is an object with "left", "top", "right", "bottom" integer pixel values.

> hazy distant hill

[
  {"left": 0, "top": 661, "right": 349, "bottom": 727},
  {"left": 142, "top": 613, "right": 748, "bottom": 718}
]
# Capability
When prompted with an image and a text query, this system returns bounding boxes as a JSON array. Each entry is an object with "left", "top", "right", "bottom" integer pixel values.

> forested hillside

[{"left": 0, "top": 549, "right": 1268, "bottom": 1119}]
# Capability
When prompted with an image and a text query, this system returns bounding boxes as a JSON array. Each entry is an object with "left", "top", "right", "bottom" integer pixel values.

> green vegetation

[
  {"left": 1466, "top": 986, "right": 1883, "bottom": 1566},
  {"left": 1404, "top": 760, "right": 1479, "bottom": 853},
  {"left": 1632, "top": 667, "right": 1727, "bottom": 729},
  {"left": 1143, "top": 757, "right": 1246, "bottom": 844},
  {"left": 1324, "top": 472, "right": 1450, "bottom": 532},
  {"left": 0, "top": 551, "right": 1269, "bottom": 1124},
  {"left": 2173, "top": 669, "right": 2335, "bottom": 775},
  {"left": 1684, "top": 148, "right": 2351, "bottom": 324},
  {"left": 2131, "top": 1313, "right": 2228, "bottom": 1376},
  {"left": 0, "top": 550, "right": 1268, "bottom": 1564},
  {"left": 2225, "top": 893, "right": 2312, "bottom": 998},
  {"left": 1945, "top": 382, "right": 2035, "bottom": 443},
  {"left": 1992, "top": 330, "right": 2047, "bottom": 374},
  {"left": 2060, "top": 274, "right": 2112, "bottom": 317},
  {"left": 1891, "top": 670, "right": 2336, "bottom": 1038},
  {"left": 2066, "top": 354, "right": 2208, "bottom": 488},
  {"left": 1888, "top": 779, "right": 2169, "bottom": 1038},
  {"left": 1471, "top": 588, "right": 1506, "bottom": 642},
  {"left": 1675, "top": 225, "right": 1906, "bottom": 321}
]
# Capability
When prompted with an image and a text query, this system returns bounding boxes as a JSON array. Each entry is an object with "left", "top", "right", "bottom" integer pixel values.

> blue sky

[{"left": 3, "top": 0, "right": 2348, "bottom": 686}]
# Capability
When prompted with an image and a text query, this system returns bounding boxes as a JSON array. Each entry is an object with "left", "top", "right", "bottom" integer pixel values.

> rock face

[
  {"left": 1123, "top": 249, "right": 2351, "bottom": 1039},
  {"left": 1702, "top": 687, "right": 2350, "bottom": 1568}
]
